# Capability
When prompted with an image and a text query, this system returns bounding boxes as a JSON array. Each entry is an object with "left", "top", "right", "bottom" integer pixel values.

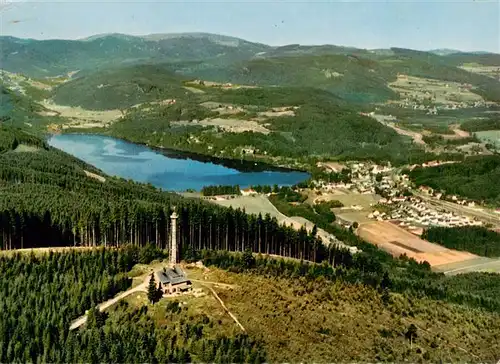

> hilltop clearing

[
  {"left": 50, "top": 67, "right": 429, "bottom": 166},
  {"left": 387, "top": 75, "right": 486, "bottom": 107},
  {"left": 3, "top": 248, "right": 500, "bottom": 363},
  {"left": 172, "top": 117, "right": 271, "bottom": 134},
  {"left": 459, "top": 64, "right": 500, "bottom": 80},
  {"left": 186, "top": 51, "right": 500, "bottom": 103},
  {"left": 1, "top": 125, "right": 500, "bottom": 362},
  {"left": 41, "top": 100, "right": 123, "bottom": 128},
  {"left": 51, "top": 64, "right": 190, "bottom": 110},
  {"left": 193, "top": 264, "right": 499, "bottom": 362}
]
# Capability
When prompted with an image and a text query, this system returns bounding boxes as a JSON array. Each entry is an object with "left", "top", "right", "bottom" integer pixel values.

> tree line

[
  {"left": 423, "top": 226, "right": 500, "bottom": 257},
  {"left": 201, "top": 185, "right": 241, "bottom": 196},
  {"left": 409, "top": 155, "right": 500, "bottom": 204}
]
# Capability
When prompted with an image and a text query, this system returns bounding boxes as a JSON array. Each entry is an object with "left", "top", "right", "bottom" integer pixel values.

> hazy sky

[{"left": 1, "top": 0, "right": 499, "bottom": 52}]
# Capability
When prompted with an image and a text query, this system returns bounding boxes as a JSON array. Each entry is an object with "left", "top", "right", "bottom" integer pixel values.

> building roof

[{"left": 157, "top": 266, "right": 191, "bottom": 286}]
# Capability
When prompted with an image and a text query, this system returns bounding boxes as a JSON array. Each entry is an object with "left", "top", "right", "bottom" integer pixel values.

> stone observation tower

[{"left": 169, "top": 208, "right": 179, "bottom": 266}]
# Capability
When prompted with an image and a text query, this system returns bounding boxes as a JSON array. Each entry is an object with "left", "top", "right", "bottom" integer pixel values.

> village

[
  {"left": 315, "top": 160, "right": 490, "bottom": 232},
  {"left": 201, "top": 157, "right": 495, "bottom": 240}
]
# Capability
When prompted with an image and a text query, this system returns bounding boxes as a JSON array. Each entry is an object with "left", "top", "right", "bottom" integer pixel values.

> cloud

[{"left": 0, "top": 0, "right": 16, "bottom": 13}]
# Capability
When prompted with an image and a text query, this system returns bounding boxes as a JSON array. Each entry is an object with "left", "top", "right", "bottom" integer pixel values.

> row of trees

[
  {"left": 2, "top": 127, "right": 500, "bottom": 314},
  {"left": 201, "top": 185, "right": 241, "bottom": 196},
  {"left": 423, "top": 226, "right": 500, "bottom": 257}
]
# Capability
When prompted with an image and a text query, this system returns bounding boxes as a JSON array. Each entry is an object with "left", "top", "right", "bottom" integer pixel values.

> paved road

[
  {"left": 434, "top": 256, "right": 500, "bottom": 275},
  {"left": 414, "top": 192, "right": 500, "bottom": 228},
  {"left": 70, "top": 282, "right": 147, "bottom": 330}
]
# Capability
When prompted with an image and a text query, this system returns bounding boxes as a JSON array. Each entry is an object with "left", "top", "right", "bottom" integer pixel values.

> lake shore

[
  {"left": 51, "top": 130, "right": 310, "bottom": 174},
  {"left": 47, "top": 133, "right": 310, "bottom": 192}
]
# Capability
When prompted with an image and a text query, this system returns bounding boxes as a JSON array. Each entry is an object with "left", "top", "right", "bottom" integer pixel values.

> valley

[{"left": 1, "top": 29, "right": 500, "bottom": 363}]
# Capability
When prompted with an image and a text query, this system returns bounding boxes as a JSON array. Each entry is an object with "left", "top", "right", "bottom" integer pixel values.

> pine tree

[
  {"left": 242, "top": 248, "right": 255, "bottom": 269},
  {"left": 156, "top": 282, "right": 163, "bottom": 301},
  {"left": 405, "top": 324, "right": 418, "bottom": 349},
  {"left": 147, "top": 273, "right": 158, "bottom": 304}
]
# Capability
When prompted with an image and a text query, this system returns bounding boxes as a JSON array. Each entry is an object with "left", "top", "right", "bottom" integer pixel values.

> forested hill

[
  {"left": 3, "top": 33, "right": 499, "bottom": 102},
  {"left": 51, "top": 64, "right": 189, "bottom": 110},
  {"left": 409, "top": 155, "right": 500, "bottom": 204},
  {"left": 0, "top": 33, "right": 270, "bottom": 78}
]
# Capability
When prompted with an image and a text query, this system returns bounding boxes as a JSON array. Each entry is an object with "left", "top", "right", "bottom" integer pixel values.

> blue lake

[{"left": 48, "top": 134, "right": 310, "bottom": 192}]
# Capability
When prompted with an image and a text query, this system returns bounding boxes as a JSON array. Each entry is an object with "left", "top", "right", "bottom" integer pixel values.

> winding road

[{"left": 70, "top": 281, "right": 147, "bottom": 330}]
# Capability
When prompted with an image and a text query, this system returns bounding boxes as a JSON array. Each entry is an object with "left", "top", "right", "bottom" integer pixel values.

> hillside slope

[
  {"left": 51, "top": 64, "right": 189, "bottom": 110},
  {"left": 187, "top": 50, "right": 500, "bottom": 102},
  {"left": 0, "top": 33, "right": 270, "bottom": 78}
]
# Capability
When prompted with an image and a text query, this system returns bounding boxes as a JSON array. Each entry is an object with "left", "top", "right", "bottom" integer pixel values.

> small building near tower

[
  {"left": 158, "top": 207, "right": 192, "bottom": 295},
  {"left": 155, "top": 266, "right": 192, "bottom": 295}
]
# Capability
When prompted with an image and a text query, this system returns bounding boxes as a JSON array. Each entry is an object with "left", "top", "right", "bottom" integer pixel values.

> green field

[{"left": 476, "top": 130, "right": 500, "bottom": 148}]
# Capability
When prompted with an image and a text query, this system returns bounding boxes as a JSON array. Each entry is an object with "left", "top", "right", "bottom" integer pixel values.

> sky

[{"left": 1, "top": 0, "right": 499, "bottom": 52}]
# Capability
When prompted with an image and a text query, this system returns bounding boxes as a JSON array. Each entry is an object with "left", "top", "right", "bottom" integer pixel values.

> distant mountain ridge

[{"left": 1, "top": 32, "right": 498, "bottom": 78}]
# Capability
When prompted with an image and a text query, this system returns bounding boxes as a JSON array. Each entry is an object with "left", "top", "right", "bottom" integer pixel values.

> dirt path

[
  {"left": 368, "top": 114, "right": 425, "bottom": 145},
  {"left": 442, "top": 124, "right": 471, "bottom": 140},
  {"left": 205, "top": 285, "right": 246, "bottom": 333},
  {"left": 70, "top": 280, "right": 147, "bottom": 330}
]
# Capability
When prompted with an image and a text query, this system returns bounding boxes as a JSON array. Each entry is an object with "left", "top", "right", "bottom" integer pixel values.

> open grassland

[
  {"left": 388, "top": 75, "right": 484, "bottom": 105},
  {"left": 172, "top": 117, "right": 270, "bottom": 134},
  {"left": 212, "top": 195, "right": 317, "bottom": 233},
  {"left": 41, "top": 100, "right": 123, "bottom": 129},
  {"left": 317, "top": 191, "right": 379, "bottom": 224},
  {"left": 211, "top": 195, "right": 348, "bottom": 249},
  {"left": 356, "top": 221, "right": 479, "bottom": 267},
  {"left": 476, "top": 130, "right": 500, "bottom": 148},
  {"left": 323, "top": 191, "right": 380, "bottom": 209},
  {"left": 460, "top": 64, "right": 500, "bottom": 80}
]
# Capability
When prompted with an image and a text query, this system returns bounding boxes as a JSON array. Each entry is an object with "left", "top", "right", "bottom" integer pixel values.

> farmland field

[
  {"left": 475, "top": 130, "right": 500, "bottom": 148},
  {"left": 356, "top": 221, "right": 478, "bottom": 267},
  {"left": 388, "top": 75, "right": 484, "bottom": 105}
]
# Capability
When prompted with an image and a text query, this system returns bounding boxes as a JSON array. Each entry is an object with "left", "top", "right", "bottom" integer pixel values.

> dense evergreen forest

[
  {"left": 460, "top": 117, "right": 500, "bottom": 132},
  {"left": 423, "top": 226, "right": 500, "bottom": 257},
  {"left": 0, "top": 126, "right": 344, "bottom": 265},
  {"left": 0, "top": 246, "right": 267, "bottom": 363},
  {"left": 1, "top": 126, "right": 500, "bottom": 361},
  {"left": 409, "top": 155, "right": 500, "bottom": 204}
]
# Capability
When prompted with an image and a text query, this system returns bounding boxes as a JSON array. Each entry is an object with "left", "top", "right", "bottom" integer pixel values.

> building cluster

[
  {"left": 409, "top": 160, "right": 457, "bottom": 170},
  {"left": 370, "top": 196, "right": 483, "bottom": 230},
  {"left": 317, "top": 161, "right": 408, "bottom": 196},
  {"left": 417, "top": 185, "right": 478, "bottom": 207},
  {"left": 393, "top": 99, "right": 487, "bottom": 112},
  {"left": 314, "top": 160, "right": 490, "bottom": 233}
]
